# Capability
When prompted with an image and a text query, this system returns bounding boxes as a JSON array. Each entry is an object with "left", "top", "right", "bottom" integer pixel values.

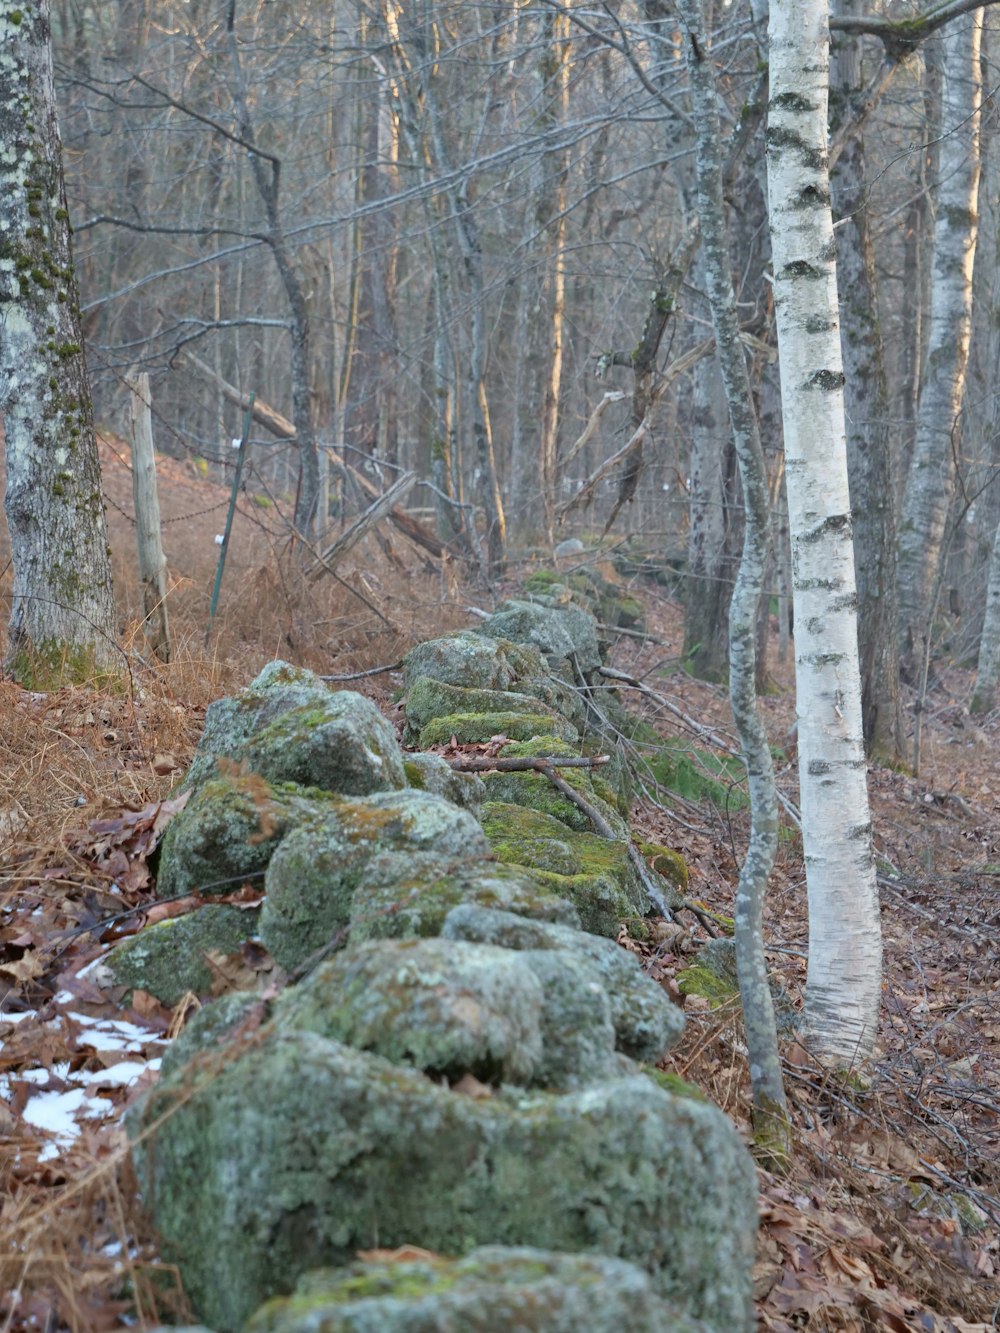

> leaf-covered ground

[{"left": 1, "top": 465, "right": 997, "bottom": 1329}]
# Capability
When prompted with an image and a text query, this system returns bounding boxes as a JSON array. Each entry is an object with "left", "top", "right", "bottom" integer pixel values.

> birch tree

[
  {"left": 0, "top": 0, "right": 118, "bottom": 684},
  {"left": 897, "top": 11, "right": 983, "bottom": 659},
  {"left": 767, "top": 0, "right": 882, "bottom": 1068}
]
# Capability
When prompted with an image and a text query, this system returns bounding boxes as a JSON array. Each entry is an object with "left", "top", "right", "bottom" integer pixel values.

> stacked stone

[{"left": 122, "top": 593, "right": 758, "bottom": 1333}]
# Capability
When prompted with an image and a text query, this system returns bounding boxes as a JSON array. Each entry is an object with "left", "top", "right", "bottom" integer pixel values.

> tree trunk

[
  {"left": 767, "top": 0, "right": 882, "bottom": 1068},
  {"left": 0, "top": 0, "right": 118, "bottom": 684},
  {"left": 897, "top": 12, "right": 983, "bottom": 661},
  {"left": 831, "top": 0, "right": 904, "bottom": 764},
  {"left": 678, "top": 0, "right": 790, "bottom": 1165}
]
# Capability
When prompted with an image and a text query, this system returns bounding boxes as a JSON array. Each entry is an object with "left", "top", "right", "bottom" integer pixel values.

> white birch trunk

[
  {"left": 0, "top": 0, "right": 118, "bottom": 683},
  {"left": 897, "top": 13, "right": 983, "bottom": 653},
  {"left": 767, "top": 0, "right": 882, "bottom": 1068}
]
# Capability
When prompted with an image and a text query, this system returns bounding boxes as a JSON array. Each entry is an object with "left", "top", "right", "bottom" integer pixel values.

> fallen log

[{"left": 178, "top": 350, "right": 446, "bottom": 558}]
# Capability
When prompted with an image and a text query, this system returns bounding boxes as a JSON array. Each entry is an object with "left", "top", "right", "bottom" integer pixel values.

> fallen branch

[
  {"left": 446, "top": 755, "right": 610, "bottom": 774},
  {"left": 307, "top": 472, "right": 417, "bottom": 580}
]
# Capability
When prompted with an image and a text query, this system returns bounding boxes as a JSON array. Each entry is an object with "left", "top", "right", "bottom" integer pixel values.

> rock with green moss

[
  {"left": 349, "top": 852, "right": 581, "bottom": 943},
  {"left": 480, "top": 802, "right": 646, "bottom": 936},
  {"left": 480, "top": 600, "right": 603, "bottom": 675},
  {"left": 479, "top": 740, "right": 628, "bottom": 839},
  {"left": 154, "top": 772, "right": 336, "bottom": 900},
  {"left": 242, "top": 695, "right": 406, "bottom": 796},
  {"left": 402, "top": 753, "right": 485, "bottom": 817},
  {"left": 130, "top": 1030, "right": 757, "bottom": 1332},
  {"left": 442, "top": 905, "right": 684, "bottom": 1062},
  {"left": 679, "top": 938, "right": 797, "bottom": 1029},
  {"left": 402, "top": 631, "right": 545, "bottom": 693},
  {"left": 404, "top": 677, "right": 574, "bottom": 745},
  {"left": 103, "top": 904, "right": 261, "bottom": 1007},
  {"left": 637, "top": 840, "right": 690, "bottom": 893},
  {"left": 183, "top": 661, "right": 340, "bottom": 791},
  {"left": 259, "top": 791, "right": 488, "bottom": 971},
  {"left": 245, "top": 1246, "right": 708, "bottom": 1333},
  {"left": 417, "top": 710, "right": 579, "bottom": 749}
]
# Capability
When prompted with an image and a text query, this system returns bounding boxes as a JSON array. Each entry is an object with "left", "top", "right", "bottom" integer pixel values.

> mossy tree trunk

[{"left": 0, "top": 0, "right": 118, "bottom": 684}]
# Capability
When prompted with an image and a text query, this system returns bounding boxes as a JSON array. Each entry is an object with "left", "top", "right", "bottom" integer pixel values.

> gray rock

[
  {"left": 258, "top": 791, "right": 488, "bottom": 971},
  {"left": 480, "top": 601, "right": 603, "bottom": 675},
  {"left": 183, "top": 663, "right": 405, "bottom": 798},
  {"left": 154, "top": 773, "right": 337, "bottom": 900},
  {"left": 103, "top": 904, "right": 260, "bottom": 1007},
  {"left": 402, "top": 631, "right": 544, "bottom": 693},
  {"left": 402, "top": 752, "right": 485, "bottom": 817},
  {"left": 244, "top": 1246, "right": 709, "bottom": 1333},
  {"left": 349, "top": 851, "right": 581, "bottom": 943},
  {"left": 443, "top": 904, "right": 684, "bottom": 1062},
  {"left": 130, "top": 1030, "right": 757, "bottom": 1333},
  {"left": 160, "top": 991, "right": 267, "bottom": 1080},
  {"left": 277, "top": 936, "right": 620, "bottom": 1090},
  {"left": 554, "top": 537, "right": 586, "bottom": 557}
]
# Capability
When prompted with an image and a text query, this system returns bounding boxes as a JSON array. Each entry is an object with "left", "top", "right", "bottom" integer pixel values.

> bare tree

[{"left": 0, "top": 0, "right": 117, "bottom": 684}]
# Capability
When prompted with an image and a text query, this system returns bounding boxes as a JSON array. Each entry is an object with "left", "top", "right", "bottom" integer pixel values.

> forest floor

[{"left": 0, "top": 438, "right": 997, "bottom": 1331}]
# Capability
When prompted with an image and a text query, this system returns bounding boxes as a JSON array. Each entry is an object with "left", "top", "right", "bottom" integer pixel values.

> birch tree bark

[
  {"left": 0, "top": 0, "right": 118, "bottom": 684},
  {"left": 897, "top": 12, "right": 983, "bottom": 658},
  {"left": 767, "top": 0, "right": 882, "bottom": 1068},
  {"left": 677, "top": 0, "right": 790, "bottom": 1163}
]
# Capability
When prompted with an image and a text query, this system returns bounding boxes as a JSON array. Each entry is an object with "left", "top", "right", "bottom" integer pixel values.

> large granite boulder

[{"left": 130, "top": 1030, "right": 757, "bottom": 1333}]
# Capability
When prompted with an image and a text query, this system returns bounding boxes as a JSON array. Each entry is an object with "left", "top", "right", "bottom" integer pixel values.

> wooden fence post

[{"left": 126, "top": 369, "right": 171, "bottom": 662}]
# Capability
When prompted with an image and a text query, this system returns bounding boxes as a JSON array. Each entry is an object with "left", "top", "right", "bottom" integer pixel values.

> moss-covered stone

[
  {"left": 402, "top": 753, "right": 485, "bottom": 817},
  {"left": 130, "top": 1031, "right": 757, "bottom": 1332},
  {"left": 480, "top": 802, "right": 646, "bottom": 935},
  {"left": 103, "top": 904, "right": 261, "bottom": 1007},
  {"left": 402, "top": 631, "right": 545, "bottom": 693},
  {"left": 245, "top": 1246, "right": 707, "bottom": 1332},
  {"left": 154, "top": 772, "right": 337, "bottom": 900},
  {"left": 160, "top": 991, "right": 267, "bottom": 1080},
  {"left": 443, "top": 905, "right": 684, "bottom": 1062},
  {"left": 479, "top": 741, "right": 628, "bottom": 838},
  {"left": 259, "top": 791, "right": 488, "bottom": 971},
  {"left": 647, "top": 741, "right": 749, "bottom": 812},
  {"left": 404, "top": 677, "right": 572, "bottom": 744},
  {"left": 678, "top": 938, "right": 797, "bottom": 1030},
  {"left": 417, "top": 711, "right": 579, "bottom": 749},
  {"left": 637, "top": 840, "right": 690, "bottom": 893},
  {"left": 181, "top": 664, "right": 405, "bottom": 798},
  {"left": 349, "top": 852, "right": 581, "bottom": 943}
]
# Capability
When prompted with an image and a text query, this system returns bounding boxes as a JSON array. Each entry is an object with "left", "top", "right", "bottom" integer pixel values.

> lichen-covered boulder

[
  {"left": 480, "top": 600, "right": 603, "bottom": 675},
  {"left": 245, "top": 1246, "right": 709, "bottom": 1333},
  {"left": 276, "top": 937, "right": 621, "bottom": 1090},
  {"left": 417, "top": 710, "right": 579, "bottom": 749},
  {"left": 349, "top": 851, "right": 581, "bottom": 942},
  {"left": 186, "top": 663, "right": 405, "bottom": 794},
  {"left": 183, "top": 662, "right": 405, "bottom": 797},
  {"left": 103, "top": 904, "right": 260, "bottom": 1007},
  {"left": 258, "top": 791, "right": 489, "bottom": 971},
  {"left": 130, "top": 1030, "right": 757, "bottom": 1332},
  {"left": 154, "top": 772, "right": 337, "bottom": 900},
  {"left": 480, "top": 802, "right": 647, "bottom": 936},
  {"left": 402, "top": 631, "right": 544, "bottom": 693},
  {"left": 402, "top": 753, "right": 485, "bottom": 817},
  {"left": 443, "top": 904, "right": 684, "bottom": 1062}
]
